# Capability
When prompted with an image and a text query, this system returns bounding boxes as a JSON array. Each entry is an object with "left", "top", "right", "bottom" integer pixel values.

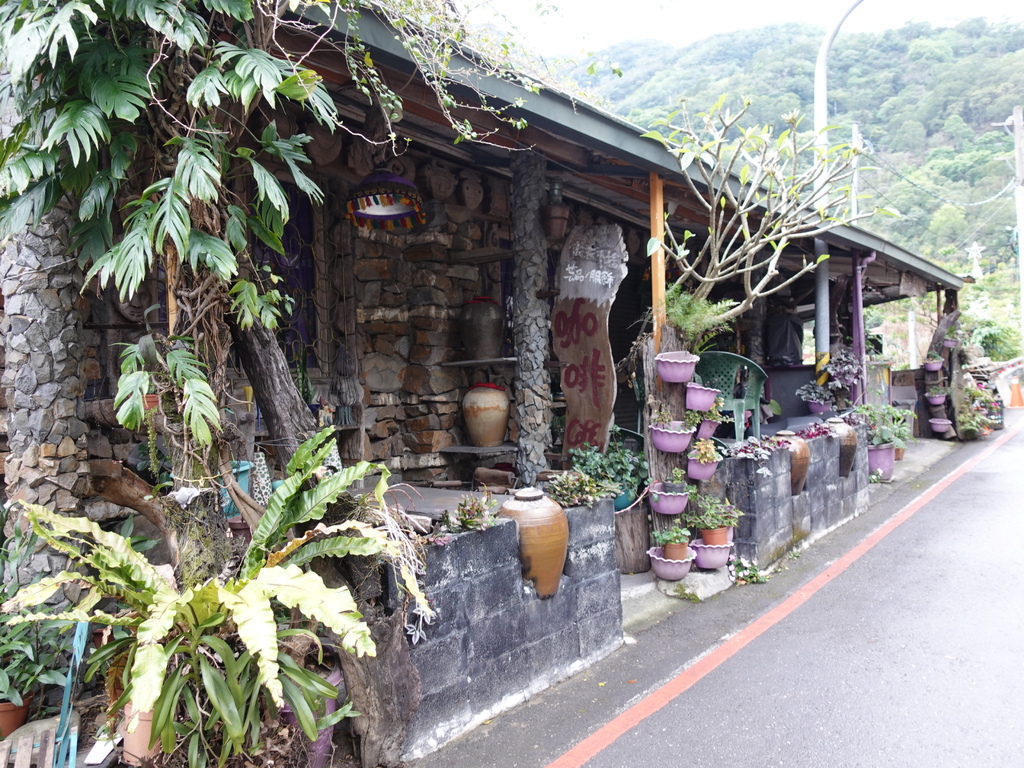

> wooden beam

[{"left": 650, "top": 172, "right": 666, "bottom": 353}]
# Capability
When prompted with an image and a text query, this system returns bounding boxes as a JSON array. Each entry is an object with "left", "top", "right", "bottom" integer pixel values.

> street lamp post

[{"left": 813, "top": 0, "right": 864, "bottom": 385}]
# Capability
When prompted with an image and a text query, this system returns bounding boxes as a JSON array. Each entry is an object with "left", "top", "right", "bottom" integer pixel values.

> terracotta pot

[
  {"left": 687, "top": 459, "right": 719, "bottom": 482},
  {"left": 649, "top": 483, "right": 690, "bottom": 516},
  {"left": 867, "top": 444, "right": 896, "bottom": 482},
  {"left": 462, "top": 384, "right": 510, "bottom": 447},
  {"left": 696, "top": 420, "right": 720, "bottom": 439},
  {"left": 0, "top": 695, "right": 32, "bottom": 739},
  {"left": 460, "top": 297, "right": 505, "bottom": 360},
  {"left": 498, "top": 488, "right": 569, "bottom": 598},
  {"left": 649, "top": 425, "right": 695, "bottom": 453},
  {"left": 827, "top": 418, "right": 858, "bottom": 478},
  {"left": 778, "top": 430, "right": 809, "bottom": 496},
  {"left": 143, "top": 393, "right": 159, "bottom": 411},
  {"left": 661, "top": 541, "right": 690, "bottom": 561},
  {"left": 689, "top": 540, "right": 731, "bottom": 569},
  {"left": 647, "top": 547, "right": 695, "bottom": 581},
  {"left": 699, "top": 527, "right": 729, "bottom": 546},
  {"left": 655, "top": 351, "right": 700, "bottom": 383},
  {"left": 120, "top": 704, "right": 159, "bottom": 766},
  {"left": 228, "top": 517, "right": 252, "bottom": 542},
  {"left": 895, "top": 446, "right": 905, "bottom": 461},
  {"left": 685, "top": 384, "right": 720, "bottom": 412}
]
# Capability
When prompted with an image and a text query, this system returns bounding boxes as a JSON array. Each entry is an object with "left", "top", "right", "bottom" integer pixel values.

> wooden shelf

[
  {"left": 450, "top": 247, "right": 514, "bottom": 264},
  {"left": 440, "top": 443, "right": 517, "bottom": 455},
  {"left": 441, "top": 357, "right": 516, "bottom": 367}
]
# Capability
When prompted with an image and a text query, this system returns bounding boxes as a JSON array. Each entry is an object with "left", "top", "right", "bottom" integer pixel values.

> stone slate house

[{"left": 0, "top": 13, "right": 963, "bottom": 517}]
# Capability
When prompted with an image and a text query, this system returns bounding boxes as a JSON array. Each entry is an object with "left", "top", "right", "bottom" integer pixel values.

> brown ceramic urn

[{"left": 498, "top": 487, "right": 569, "bottom": 598}]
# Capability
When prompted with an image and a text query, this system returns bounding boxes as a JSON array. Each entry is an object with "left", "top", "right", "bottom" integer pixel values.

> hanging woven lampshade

[{"left": 345, "top": 167, "right": 426, "bottom": 230}]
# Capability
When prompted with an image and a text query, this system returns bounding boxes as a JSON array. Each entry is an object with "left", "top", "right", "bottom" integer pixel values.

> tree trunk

[{"left": 232, "top": 320, "right": 417, "bottom": 768}]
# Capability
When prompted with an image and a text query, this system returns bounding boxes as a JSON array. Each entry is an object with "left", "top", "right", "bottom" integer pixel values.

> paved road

[{"left": 415, "top": 413, "right": 1024, "bottom": 768}]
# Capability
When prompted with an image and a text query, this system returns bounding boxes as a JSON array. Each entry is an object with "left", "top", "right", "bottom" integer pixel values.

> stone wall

[
  {"left": 712, "top": 426, "right": 870, "bottom": 567},
  {"left": 404, "top": 497, "right": 622, "bottom": 759}
]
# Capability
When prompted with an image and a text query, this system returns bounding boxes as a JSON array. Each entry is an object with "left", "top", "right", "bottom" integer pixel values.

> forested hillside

[{"left": 573, "top": 18, "right": 1024, "bottom": 358}]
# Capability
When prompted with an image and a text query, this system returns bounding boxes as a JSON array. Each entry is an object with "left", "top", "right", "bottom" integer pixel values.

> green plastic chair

[{"left": 694, "top": 351, "right": 768, "bottom": 442}]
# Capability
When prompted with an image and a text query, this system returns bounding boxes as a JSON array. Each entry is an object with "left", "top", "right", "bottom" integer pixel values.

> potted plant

[
  {"left": 442, "top": 492, "right": 499, "bottom": 533},
  {"left": 926, "top": 385, "right": 948, "bottom": 406},
  {"left": 686, "top": 438, "right": 725, "bottom": 481},
  {"left": 651, "top": 525, "right": 691, "bottom": 561},
  {"left": 850, "top": 404, "right": 912, "bottom": 481},
  {"left": 923, "top": 350, "right": 944, "bottom": 372},
  {"left": 650, "top": 472, "right": 695, "bottom": 516},
  {"left": 568, "top": 430, "right": 649, "bottom": 508},
  {"left": 654, "top": 350, "right": 700, "bottom": 383},
  {"left": 684, "top": 397, "right": 733, "bottom": 439},
  {"left": 929, "top": 417, "right": 953, "bottom": 433},
  {"left": 795, "top": 381, "right": 835, "bottom": 414},
  {"left": 0, "top": 506, "right": 69, "bottom": 738},
  {"left": 685, "top": 382, "right": 721, "bottom": 412},
  {"left": 546, "top": 471, "right": 618, "bottom": 508},
  {"left": 685, "top": 493, "right": 743, "bottom": 548},
  {"left": 649, "top": 404, "right": 696, "bottom": 453},
  {"left": 4, "top": 429, "right": 430, "bottom": 768}
]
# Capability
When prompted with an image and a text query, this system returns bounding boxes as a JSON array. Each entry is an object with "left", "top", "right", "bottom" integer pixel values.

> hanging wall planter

[
  {"left": 649, "top": 425, "right": 696, "bottom": 453},
  {"left": 649, "top": 483, "right": 691, "bottom": 516},
  {"left": 807, "top": 401, "right": 831, "bottom": 415},
  {"left": 689, "top": 540, "right": 732, "bottom": 569},
  {"left": 685, "top": 384, "right": 720, "bottom": 412},
  {"left": 923, "top": 359, "right": 944, "bottom": 372},
  {"left": 655, "top": 351, "right": 700, "bottom": 383},
  {"left": 647, "top": 547, "right": 696, "bottom": 581},
  {"left": 929, "top": 417, "right": 953, "bottom": 433},
  {"left": 696, "top": 419, "right": 720, "bottom": 439}
]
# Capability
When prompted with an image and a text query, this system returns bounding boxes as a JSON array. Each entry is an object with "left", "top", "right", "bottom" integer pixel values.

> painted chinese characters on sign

[{"left": 552, "top": 225, "right": 628, "bottom": 453}]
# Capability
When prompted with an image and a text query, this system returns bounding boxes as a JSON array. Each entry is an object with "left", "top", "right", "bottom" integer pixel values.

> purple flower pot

[
  {"left": 943, "top": 338, "right": 957, "bottom": 348},
  {"left": 649, "top": 483, "right": 691, "bottom": 515},
  {"left": 689, "top": 540, "right": 732, "bottom": 570},
  {"left": 685, "top": 384, "right": 720, "bottom": 412},
  {"left": 282, "top": 666, "right": 344, "bottom": 768},
  {"left": 923, "top": 360, "right": 943, "bottom": 372},
  {"left": 926, "top": 395, "right": 947, "bottom": 406},
  {"left": 807, "top": 401, "right": 831, "bottom": 415},
  {"left": 929, "top": 418, "right": 952, "bottom": 433},
  {"left": 687, "top": 459, "right": 719, "bottom": 481},
  {"left": 655, "top": 351, "right": 700, "bottom": 383},
  {"left": 867, "top": 444, "right": 896, "bottom": 482},
  {"left": 650, "top": 425, "right": 696, "bottom": 453},
  {"left": 696, "top": 419, "right": 719, "bottom": 439},
  {"left": 648, "top": 547, "right": 696, "bottom": 581}
]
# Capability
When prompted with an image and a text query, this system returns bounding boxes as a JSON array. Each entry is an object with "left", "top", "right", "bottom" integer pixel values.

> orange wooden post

[{"left": 649, "top": 172, "right": 666, "bottom": 354}]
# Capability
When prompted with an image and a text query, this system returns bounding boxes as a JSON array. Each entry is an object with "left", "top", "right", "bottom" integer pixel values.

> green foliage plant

[
  {"left": 685, "top": 494, "right": 743, "bottom": 530},
  {"left": 851, "top": 404, "right": 912, "bottom": 448},
  {"left": 442, "top": 493, "right": 498, "bottom": 533},
  {"left": 2, "top": 429, "right": 432, "bottom": 768},
  {"left": 545, "top": 472, "right": 618, "bottom": 508},
  {"left": 926, "top": 385, "right": 949, "bottom": 397},
  {"left": 0, "top": 506, "right": 68, "bottom": 708},
  {"left": 687, "top": 438, "right": 724, "bottom": 465},
  {"left": 651, "top": 525, "right": 690, "bottom": 546},
  {"left": 568, "top": 427, "right": 649, "bottom": 498},
  {"left": 795, "top": 382, "right": 835, "bottom": 406}
]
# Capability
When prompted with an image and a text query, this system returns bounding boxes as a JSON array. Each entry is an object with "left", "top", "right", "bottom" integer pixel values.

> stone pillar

[
  {"left": 1, "top": 201, "right": 90, "bottom": 515},
  {"left": 510, "top": 152, "right": 551, "bottom": 485}
]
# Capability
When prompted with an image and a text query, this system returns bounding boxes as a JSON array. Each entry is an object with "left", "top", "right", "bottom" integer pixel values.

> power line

[{"left": 864, "top": 151, "right": 1014, "bottom": 208}]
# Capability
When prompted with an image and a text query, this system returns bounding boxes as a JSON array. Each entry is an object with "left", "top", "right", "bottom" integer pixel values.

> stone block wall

[
  {"left": 712, "top": 426, "right": 870, "bottom": 567},
  {"left": 404, "top": 497, "right": 622, "bottom": 759}
]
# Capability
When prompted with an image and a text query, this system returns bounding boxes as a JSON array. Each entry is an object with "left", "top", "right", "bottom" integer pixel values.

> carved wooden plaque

[{"left": 552, "top": 225, "right": 628, "bottom": 453}]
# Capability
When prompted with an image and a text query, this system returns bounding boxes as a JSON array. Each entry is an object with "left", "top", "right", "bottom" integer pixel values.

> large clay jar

[
  {"left": 498, "top": 487, "right": 569, "bottom": 598},
  {"left": 827, "top": 417, "right": 858, "bottom": 478},
  {"left": 460, "top": 297, "right": 505, "bottom": 360},
  {"left": 462, "top": 383, "right": 510, "bottom": 447},
  {"left": 120, "top": 704, "right": 159, "bottom": 766},
  {"left": 778, "top": 430, "right": 810, "bottom": 496}
]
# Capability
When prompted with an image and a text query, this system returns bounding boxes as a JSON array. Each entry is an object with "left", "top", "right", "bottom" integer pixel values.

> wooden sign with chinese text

[{"left": 552, "top": 225, "right": 628, "bottom": 453}]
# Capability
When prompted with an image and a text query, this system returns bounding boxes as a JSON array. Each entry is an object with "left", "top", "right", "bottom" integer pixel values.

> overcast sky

[{"left": 478, "top": 0, "right": 1024, "bottom": 57}]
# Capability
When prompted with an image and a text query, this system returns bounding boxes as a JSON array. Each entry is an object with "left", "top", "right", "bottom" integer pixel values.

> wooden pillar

[{"left": 650, "top": 173, "right": 666, "bottom": 354}]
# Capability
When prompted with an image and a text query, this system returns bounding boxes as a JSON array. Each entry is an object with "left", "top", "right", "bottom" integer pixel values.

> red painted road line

[{"left": 546, "top": 420, "right": 1024, "bottom": 768}]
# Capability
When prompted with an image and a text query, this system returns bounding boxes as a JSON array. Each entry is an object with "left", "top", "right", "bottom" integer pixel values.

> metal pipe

[
  {"left": 852, "top": 251, "right": 877, "bottom": 404},
  {"left": 814, "top": 0, "right": 865, "bottom": 381}
]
